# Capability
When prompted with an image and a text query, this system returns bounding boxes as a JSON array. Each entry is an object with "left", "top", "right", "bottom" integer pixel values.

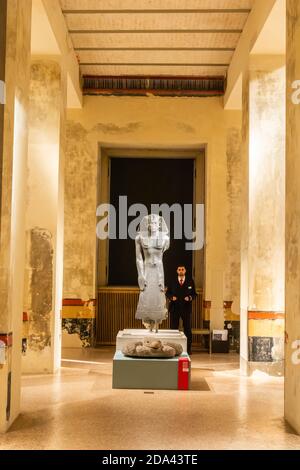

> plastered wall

[{"left": 64, "top": 95, "right": 242, "bottom": 343}]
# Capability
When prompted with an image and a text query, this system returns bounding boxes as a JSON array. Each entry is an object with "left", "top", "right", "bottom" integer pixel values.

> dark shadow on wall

[{"left": 108, "top": 157, "right": 195, "bottom": 286}]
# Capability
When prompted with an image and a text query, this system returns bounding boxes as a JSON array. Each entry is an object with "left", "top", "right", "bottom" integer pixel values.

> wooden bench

[{"left": 192, "top": 329, "right": 211, "bottom": 354}]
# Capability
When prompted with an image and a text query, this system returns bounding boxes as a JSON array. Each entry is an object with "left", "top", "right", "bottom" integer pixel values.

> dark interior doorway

[{"left": 108, "top": 157, "right": 194, "bottom": 286}]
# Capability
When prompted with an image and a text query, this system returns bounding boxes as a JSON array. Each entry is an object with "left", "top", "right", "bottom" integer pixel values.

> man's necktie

[{"left": 180, "top": 279, "right": 183, "bottom": 286}]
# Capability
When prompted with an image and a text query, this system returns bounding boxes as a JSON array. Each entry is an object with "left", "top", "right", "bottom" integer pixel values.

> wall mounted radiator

[{"left": 96, "top": 287, "right": 204, "bottom": 347}]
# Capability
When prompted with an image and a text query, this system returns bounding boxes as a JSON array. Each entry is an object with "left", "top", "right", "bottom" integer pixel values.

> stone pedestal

[
  {"left": 113, "top": 351, "right": 191, "bottom": 390},
  {"left": 116, "top": 329, "right": 187, "bottom": 352}
]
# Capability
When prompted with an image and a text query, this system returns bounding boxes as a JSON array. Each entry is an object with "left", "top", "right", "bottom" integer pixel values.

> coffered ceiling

[{"left": 60, "top": 0, "right": 254, "bottom": 78}]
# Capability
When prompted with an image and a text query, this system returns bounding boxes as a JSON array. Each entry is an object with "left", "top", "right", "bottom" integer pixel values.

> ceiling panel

[
  {"left": 71, "top": 32, "right": 241, "bottom": 50},
  {"left": 65, "top": 12, "right": 249, "bottom": 32},
  {"left": 81, "top": 64, "right": 228, "bottom": 76},
  {"left": 77, "top": 49, "right": 233, "bottom": 65},
  {"left": 61, "top": 0, "right": 254, "bottom": 11}
]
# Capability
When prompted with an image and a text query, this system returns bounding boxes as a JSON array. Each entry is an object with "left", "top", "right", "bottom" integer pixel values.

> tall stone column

[
  {"left": 0, "top": 1, "right": 6, "bottom": 176},
  {"left": 0, "top": 0, "right": 32, "bottom": 432},
  {"left": 22, "top": 60, "right": 66, "bottom": 374},
  {"left": 240, "top": 56, "right": 285, "bottom": 375},
  {"left": 285, "top": 0, "right": 300, "bottom": 435}
]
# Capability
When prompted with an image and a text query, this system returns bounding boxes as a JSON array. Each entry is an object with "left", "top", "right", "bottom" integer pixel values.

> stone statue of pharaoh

[{"left": 135, "top": 214, "right": 170, "bottom": 332}]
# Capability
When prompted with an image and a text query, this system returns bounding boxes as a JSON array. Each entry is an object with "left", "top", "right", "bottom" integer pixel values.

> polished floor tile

[{"left": 0, "top": 348, "right": 299, "bottom": 450}]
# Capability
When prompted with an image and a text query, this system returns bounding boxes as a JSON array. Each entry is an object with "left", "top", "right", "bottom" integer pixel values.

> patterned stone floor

[{"left": 0, "top": 348, "right": 299, "bottom": 450}]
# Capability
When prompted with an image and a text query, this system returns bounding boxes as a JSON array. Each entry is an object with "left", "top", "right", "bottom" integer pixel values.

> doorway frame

[{"left": 96, "top": 145, "right": 206, "bottom": 290}]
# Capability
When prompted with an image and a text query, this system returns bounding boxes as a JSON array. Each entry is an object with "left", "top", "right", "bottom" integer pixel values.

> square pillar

[
  {"left": 22, "top": 60, "right": 66, "bottom": 374},
  {"left": 0, "top": 0, "right": 32, "bottom": 432},
  {"left": 285, "top": 0, "right": 300, "bottom": 435},
  {"left": 241, "top": 56, "right": 286, "bottom": 375}
]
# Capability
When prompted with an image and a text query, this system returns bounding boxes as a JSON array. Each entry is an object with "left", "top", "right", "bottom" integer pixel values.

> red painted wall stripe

[{"left": 248, "top": 311, "right": 285, "bottom": 320}]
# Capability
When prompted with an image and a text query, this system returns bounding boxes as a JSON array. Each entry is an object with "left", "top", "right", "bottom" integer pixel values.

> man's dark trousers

[{"left": 170, "top": 309, "right": 192, "bottom": 354}]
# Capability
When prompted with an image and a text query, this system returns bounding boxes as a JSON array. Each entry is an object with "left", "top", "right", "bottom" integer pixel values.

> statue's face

[{"left": 148, "top": 218, "right": 159, "bottom": 234}]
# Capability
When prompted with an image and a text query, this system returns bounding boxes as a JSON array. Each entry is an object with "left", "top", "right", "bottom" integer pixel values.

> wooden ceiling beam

[
  {"left": 60, "top": 0, "right": 254, "bottom": 9},
  {"left": 79, "top": 62, "right": 230, "bottom": 66},
  {"left": 69, "top": 29, "right": 243, "bottom": 34},
  {"left": 62, "top": 9, "right": 251, "bottom": 14},
  {"left": 74, "top": 47, "right": 236, "bottom": 51}
]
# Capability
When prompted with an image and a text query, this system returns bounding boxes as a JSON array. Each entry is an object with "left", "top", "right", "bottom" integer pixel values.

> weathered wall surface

[
  {"left": 22, "top": 60, "right": 66, "bottom": 373},
  {"left": 240, "top": 73, "right": 250, "bottom": 363},
  {"left": 285, "top": 0, "right": 300, "bottom": 435},
  {"left": 248, "top": 65, "right": 285, "bottom": 313},
  {"left": 0, "top": 0, "right": 6, "bottom": 213},
  {"left": 64, "top": 95, "right": 242, "bottom": 346},
  {"left": 0, "top": 0, "right": 32, "bottom": 433},
  {"left": 64, "top": 121, "right": 96, "bottom": 301},
  {"left": 240, "top": 58, "right": 285, "bottom": 375},
  {"left": 224, "top": 127, "right": 242, "bottom": 313}
]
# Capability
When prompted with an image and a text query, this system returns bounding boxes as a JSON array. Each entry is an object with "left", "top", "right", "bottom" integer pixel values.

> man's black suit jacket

[{"left": 166, "top": 278, "right": 197, "bottom": 315}]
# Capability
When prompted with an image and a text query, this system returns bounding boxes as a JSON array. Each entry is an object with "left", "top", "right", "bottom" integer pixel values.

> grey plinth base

[
  {"left": 116, "top": 329, "right": 187, "bottom": 352},
  {"left": 112, "top": 351, "right": 190, "bottom": 390}
]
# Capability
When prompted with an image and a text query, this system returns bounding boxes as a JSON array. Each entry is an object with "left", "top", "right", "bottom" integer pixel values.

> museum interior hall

[{"left": 0, "top": 0, "right": 300, "bottom": 450}]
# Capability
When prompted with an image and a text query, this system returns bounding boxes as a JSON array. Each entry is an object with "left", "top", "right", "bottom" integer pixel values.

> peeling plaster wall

[
  {"left": 28, "top": 228, "right": 53, "bottom": 351},
  {"left": 224, "top": 127, "right": 242, "bottom": 313},
  {"left": 64, "top": 121, "right": 96, "bottom": 301},
  {"left": 64, "top": 95, "right": 242, "bottom": 343}
]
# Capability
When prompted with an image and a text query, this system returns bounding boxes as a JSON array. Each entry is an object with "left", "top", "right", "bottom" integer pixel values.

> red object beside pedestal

[{"left": 178, "top": 356, "right": 190, "bottom": 390}]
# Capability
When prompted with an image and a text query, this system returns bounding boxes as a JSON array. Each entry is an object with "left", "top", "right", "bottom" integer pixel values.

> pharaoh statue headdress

[{"left": 138, "top": 214, "right": 169, "bottom": 238}]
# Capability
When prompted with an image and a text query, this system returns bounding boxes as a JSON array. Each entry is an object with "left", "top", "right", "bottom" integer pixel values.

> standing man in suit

[{"left": 166, "top": 265, "right": 197, "bottom": 355}]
